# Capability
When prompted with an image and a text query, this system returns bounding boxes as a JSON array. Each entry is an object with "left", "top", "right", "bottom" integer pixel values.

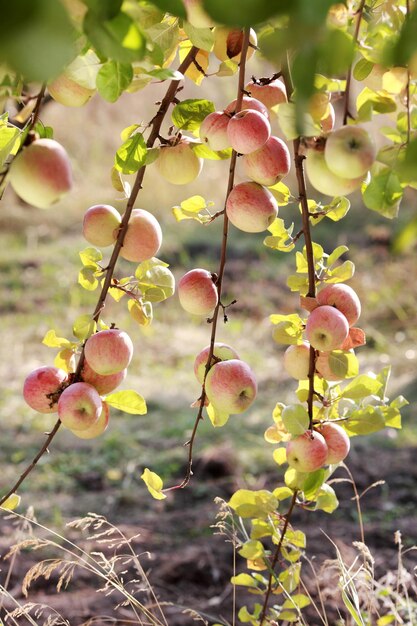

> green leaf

[
  {"left": 318, "top": 29, "right": 354, "bottom": 76},
  {"left": 72, "top": 315, "right": 97, "bottom": 341},
  {"left": 315, "top": 484, "right": 339, "bottom": 513},
  {"left": 281, "top": 404, "right": 309, "bottom": 436},
  {"left": 325, "top": 197, "right": 350, "bottom": 222},
  {"left": 83, "top": 0, "right": 123, "bottom": 20},
  {"left": 326, "top": 260, "right": 355, "bottom": 283},
  {"left": 147, "top": 68, "right": 184, "bottom": 81},
  {"left": 97, "top": 60, "right": 133, "bottom": 102},
  {"left": 171, "top": 98, "right": 215, "bottom": 131},
  {"left": 393, "top": 6, "right": 417, "bottom": 65},
  {"left": 345, "top": 406, "right": 385, "bottom": 436},
  {"left": 277, "top": 610, "right": 298, "bottom": 622},
  {"left": 327, "top": 351, "right": 359, "bottom": 379},
  {"left": 182, "top": 23, "right": 214, "bottom": 51},
  {"left": 114, "top": 132, "right": 147, "bottom": 174},
  {"left": 78, "top": 266, "right": 99, "bottom": 291},
  {"left": 270, "top": 313, "right": 304, "bottom": 345},
  {"left": 356, "top": 87, "right": 397, "bottom": 121},
  {"left": 302, "top": 469, "right": 326, "bottom": 500},
  {"left": 229, "top": 489, "right": 278, "bottom": 519},
  {"left": 148, "top": 0, "right": 187, "bottom": 19},
  {"left": 0, "top": 124, "right": 20, "bottom": 168},
  {"left": 79, "top": 247, "right": 103, "bottom": 267},
  {"left": 342, "top": 375, "right": 383, "bottom": 400},
  {"left": 279, "top": 562, "right": 301, "bottom": 594},
  {"left": 83, "top": 10, "right": 146, "bottom": 63},
  {"left": 362, "top": 168, "right": 403, "bottom": 219},
  {"left": 141, "top": 468, "right": 166, "bottom": 500},
  {"left": 276, "top": 102, "right": 319, "bottom": 140},
  {"left": 202, "top": 0, "right": 293, "bottom": 27},
  {"left": 105, "top": 390, "right": 147, "bottom": 414},
  {"left": 135, "top": 258, "right": 175, "bottom": 302},
  {"left": 401, "top": 138, "right": 417, "bottom": 184},
  {"left": 326, "top": 245, "right": 349, "bottom": 268},
  {"left": 353, "top": 58, "right": 374, "bottom": 81}
]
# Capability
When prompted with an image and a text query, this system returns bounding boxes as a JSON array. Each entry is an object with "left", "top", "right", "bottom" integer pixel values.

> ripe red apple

[
  {"left": 325, "top": 126, "right": 376, "bottom": 179},
  {"left": 286, "top": 431, "right": 328, "bottom": 472},
  {"left": 199, "top": 111, "right": 231, "bottom": 151},
  {"left": 84, "top": 329, "right": 134, "bottom": 376},
  {"left": 305, "top": 149, "right": 364, "bottom": 197},
  {"left": 58, "top": 382, "right": 102, "bottom": 431},
  {"left": 9, "top": 139, "right": 73, "bottom": 209},
  {"left": 227, "top": 109, "right": 271, "bottom": 154},
  {"left": 284, "top": 342, "right": 311, "bottom": 380},
  {"left": 156, "top": 141, "right": 203, "bottom": 185},
  {"left": 316, "top": 283, "right": 361, "bottom": 326},
  {"left": 213, "top": 27, "right": 257, "bottom": 63},
  {"left": 178, "top": 268, "right": 218, "bottom": 315},
  {"left": 315, "top": 352, "right": 343, "bottom": 382},
  {"left": 317, "top": 422, "right": 350, "bottom": 464},
  {"left": 242, "top": 136, "right": 291, "bottom": 186},
  {"left": 226, "top": 181, "right": 278, "bottom": 233},
  {"left": 205, "top": 359, "right": 257, "bottom": 414},
  {"left": 120, "top": 209, "right": 162, "bottom": 263},
  {"left": 194, "top": 343, "right": 240, "bottom": 384},
  {"left": 224, "top": 96, "right": 269, "bottom": 119},
  {"left": 71, "top": 401, "right": 110, "bottom": 439},
  {"left": 245, "top": 79, "right": 287, "bottom": 110},
  {"left": 81, "top": 361, "right": 127, "bottom": 395},
  {"left": 183, "top": 0, "right": 215, "bottom": 28},
  {"left": 82, "top": 204, "right": 121, "bottom": 247},
  {"left": 23, "top": 366, "right": 67, "bottom": 413},
  {"left": 305, "top": 305, "right": 349, "bottom": 352}
]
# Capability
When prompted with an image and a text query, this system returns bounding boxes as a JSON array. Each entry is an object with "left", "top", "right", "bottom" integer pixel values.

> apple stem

[
  {"left": 258, "top": 490, "right": 298, "bottom": 625},
  {"left": 164, "top": 28, "right": 252, "bottom": 493},
  {"left": 342, "top": 0, "right": 366, "bottom": 126}
]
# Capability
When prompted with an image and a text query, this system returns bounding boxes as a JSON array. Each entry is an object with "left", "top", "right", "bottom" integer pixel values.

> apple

[
  {"left": 183, "top": 0, "right": 216, "bottom": 28},
  {"left": 316, "top": 283, "right": 361, "bottom": 326},
  {"left": 225, "top": 96, "right": 269, "bottom": 119},
  {"left": 58, "top": 382, "right": 102, "bottom": 431},
  {"left": 227, "top": 110, "right": 271, "bottom": 154},
  {"left": 120, "top": 208, "right": 162, "bottom": 263},
  {"left": 284, "top": 342, "right": 311, "bottom": 380},
  {"left": 315, "top": 352, "right": 343, "bottom": 382},
  {"left": 317, "top": 422, "right": 350, "bottom": 464},
  {"left": 325, "top": 126, "right": 376, "bottom": 179},
  {"left": 23, "top": 366, "right": 67, "bottom": 413},
  {"left": 305, "top": 305, "right": 349, "bottom": 352},
  {"left": 205, "top": 359, "right": 257, "bottom": 414},
  {"left": 48, "top": 74, "right": 95, "bottom": 107},
  {"left": 242, "top": 136, "right": 291, "bottom": 186},
  {"left": 9, "top": 138, "right": 73, "bottom": 209},
  {"left": 82, "top": 204, "right": 121, "bottom": 247},
  {"left": 84, "top": 329, "right": 134, "bottom": 375},
  {"left": 213, "top": 27, "right": 257, "bottom": 63},
  {"left": 286, "top": 431, "right": 328, "bottom": 472},
  {"left": 71, "top": 401, "right": 110, "bottom": 439},
  {"left": 156, "top": 141, "right": 203, "bottom": 185},
  {"left": 178, "top": 268, "right": 218, "bottom": 315},
  {"left": 245, "top": 79, "right": 287, "bottom": 110},
  {"left": 194, "top": 343, "right": 240, "bottom": 384},
  {"left": 199, "top": 111, "right": 231, "bottom": 152},
  {"left": 226, "top": 181, "right": 278, "bottom": 233},
  {"left": 81, "top": 361, "right": 127, "bottom": 395},
  {"left": 305, "top": 149, "right": 364, "bottom": 197},
  {"left": 321, "top": 103, "right": 335, "bottom": 133}
]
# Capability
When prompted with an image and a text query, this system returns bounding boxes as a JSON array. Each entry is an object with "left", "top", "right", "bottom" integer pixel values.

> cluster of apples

[
  {"left": 194, "top": 342, "right": 257, "bottom": 415},
  {"left": 23, "top": 328, "right": 133, "bottom": 439},
  {"left": 281, "top": 283, "right": 362, "bottom": 472},
  {"left": 82, "top": 203, "right": 162, "bottom": 262},
  {"left": 9, "top": 138, "right": 73, "bottom": 209},
  {"left": 306, "top": 124, "right": 377, "bottom": 197}
]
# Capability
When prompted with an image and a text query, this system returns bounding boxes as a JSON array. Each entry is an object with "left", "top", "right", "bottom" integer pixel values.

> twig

[
  {"left": 0, "top": 47, "right": 199, "bottom": 507},
  {"left": 164, "top": 29, "right": 252, "bottom": 492},
  {"left": 343, "top": 0, "right": 367, "bottom": 125},
  {"left": 259, "top": 491, "right": 298, "bottom": 625}
]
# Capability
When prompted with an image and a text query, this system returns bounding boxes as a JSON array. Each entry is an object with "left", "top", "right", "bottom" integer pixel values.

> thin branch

[
  {"left": 30, "top": 83, "right": 47, "bottom": 130},
  {"left": 259, "top": 491, "right": 298, "bottom": 625},
  {"left": 165, "top": 29, "right": 252, "bottom": 492},
  {"left": 0, "top": 47, "right": 199, "bottom": 506},
  {"left": 343, "top": 0, "right": 367, "bottom": 125}
]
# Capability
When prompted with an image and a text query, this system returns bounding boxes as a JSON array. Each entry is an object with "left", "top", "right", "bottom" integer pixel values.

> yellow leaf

[
  {"left": 1, "top": 493, "right": 21, "bottom": 510},
  {"left": 141, "top": 468, "right": 166, "bottom": 500},
  {"left": 207, "top": 403, "right": 230, "bottom": 427}
]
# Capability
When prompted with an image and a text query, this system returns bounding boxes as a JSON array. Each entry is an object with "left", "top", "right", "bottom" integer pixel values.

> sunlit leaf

[
  {"left": 105, "top": 390, "right": 147, "bottom": 414},
  {"left": 141, "top": 468, "right": 166, "bottom": 500}
]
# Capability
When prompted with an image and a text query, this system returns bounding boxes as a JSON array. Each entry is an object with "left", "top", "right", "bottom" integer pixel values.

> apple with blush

[
  {"left": 205, "top": 359, "right": 257, "bottom": 414},
  {"left": 305, "top": 305, "right": 349, "bottom": 352},
  {"left": 284, "top": 342, "right": 311, "bottom": 380},
  {"left": 227, "top": 109, "right": 271, "bottom": 154},
  {"left": 178, "top": 268, "right": 218, "bottom": 316},
  {"left": 58, "top": 382, "right": 102, "bottom": 431},
  {"left": 226, "top": 181, "right": 278, "bottom": 233},
  {"left": 82, "top": 204, "right": 121, "bottom": 247},
  {"left": 245, "top": 79, "right": 287, "bottom": 110},
  {"left": 325, "top": 125, "right": 376, "bottom": 179},
  {"left": 120, "top": 209, "right": 162, "bottom": 263},
  {"left": 81, "top": 361, "right": 127, "bottom": 395},
  {"left": 306, "top": 149, "right": 364, "bottom": 197},
  {"left": 242, "top": 136, "right": 291, "bottom": 186},
  {"left": 225, "top": 96, "right": 269, "bottom": 119},
  {"left": 199, "top": 111, "right": 231, "bottom": 152},
  {"left": 84, "top": 329, "right": 133, "bottom": 376},
  {"left": 23, "top": 366, "right": 67, "bottom": 413},
  {"left": 286, "top": 430, "right": 328, "bottom": 472},
  {"left": 71, "top": 401, "right": 110, "bottom": 439},
  {"left": 317, "top": 422, "right": 350, "bottom": 464},
  {"left": 316, "top": 283, "right": 361, "bottom": 326},
  {"left": 157, "top": 140, "right": 203, "bottom": 185},
  {"left": 194, "top": 343, "right": 240, "bottom": 384}
]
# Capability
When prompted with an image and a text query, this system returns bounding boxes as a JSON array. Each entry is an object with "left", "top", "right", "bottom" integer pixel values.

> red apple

[
  {"left": 284, "top": 342, "right": 311, "bottom": 380},
  {"left": 325, "top": 126, "right": 376, "bottom": 179},
  {"left": 227, "top": 109, "right": 271, "bottom": 154},
  {"left": 199, "top": 111, "right": 231, "bottom": 151},
  {"left": 178, "top": 268, "right": 218, "bottom": 315},
  {"left": 58, "top": 382, "right": 102, "bottom": 431},
  {"left": 286, "top": 431, "right": 328, "bottom": 472},
  {"left": 84, "top": 329, "right": 133, "bottom": 375},
  {"left": 156, "top": 141, "right": 203, "bottom": 185},
  {"left": 245, "top": 79, "right": 287, "bottom": 110},
  {"left": 317, "top": 422, "right": 350, "bottom": 464},
  {"left": 82, "top": 204, "right": 121, "bottom": 247},
  {"left": 120, "top": 209, "right": 162, "bottom": 263},
  {"left": 71, "top": 401, "right": 110, "bottom": 439},
  {"left": 224, "top": 96, "right": 269, "bottom": 119},
  {"left": 205, "top": 359, "right": 257, "bottom": 414},
  {"left": 23, "top": 366, "right": 67, "bottom": 413},
  {"left": 9, "top": 139, "right": 73, "bottom": 209},
  {"left": 81, "top": 361, "right": 127, "bottom": 395},
  {"left": 305, "top": 305, "right": 349, "bottom": 352},
  {"left": 242, "top": 136, "right": 291, "bottom": 186},
  {"left": 316, "top": 283, "right": 361, "bottom": 326},
  {"left": 194, "top": 343, "right": 240, "bottom": 384},
  {"left": 226, "top": 181, "right": 278, "bottom": 233},
  {"left": 315, "top": 352, "right": 343, "bottom": 382}
]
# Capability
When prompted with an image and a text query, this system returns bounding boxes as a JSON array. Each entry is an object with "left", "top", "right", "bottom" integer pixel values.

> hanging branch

[
  {"left": 165, "top": 28, "right": 252, "bottom": 492},
  {"left": 0, "top": 46, "right": 199, "bottom": 508},
  {"left": 343, "top": 0, "right": 367, "bottom": 125}
]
